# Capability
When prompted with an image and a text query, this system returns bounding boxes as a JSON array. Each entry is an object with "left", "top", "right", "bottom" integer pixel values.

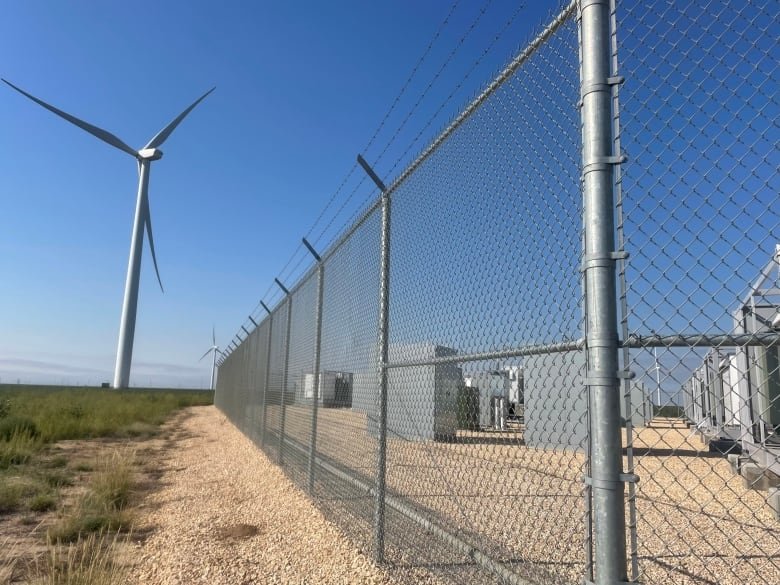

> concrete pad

[
  {"left": 728, "top": 453, "right": 741, "bottom": 474},
  {"left": 769, "top": 488, "right": 780, "bottom": 521},
  {"left": 741, "top": 462, "right": 780, "bottom": 491}
]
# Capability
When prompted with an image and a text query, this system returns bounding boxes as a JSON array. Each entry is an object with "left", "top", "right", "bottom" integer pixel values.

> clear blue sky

[{"left": 0, "top": 1, "right": 565, "bottom": 388}]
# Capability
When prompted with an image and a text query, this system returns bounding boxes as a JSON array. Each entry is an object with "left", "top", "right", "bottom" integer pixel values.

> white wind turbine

[
  {"left": 2, "top": 79, "right": 214, "bottom": 388},
  {"left": 199, "top": 327, "right": 222, "bottom": 390}
]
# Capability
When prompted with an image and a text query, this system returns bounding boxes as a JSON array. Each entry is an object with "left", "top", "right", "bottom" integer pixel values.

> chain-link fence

[{"left": 215, "top": 1, "right": 780, "bottom": 583}]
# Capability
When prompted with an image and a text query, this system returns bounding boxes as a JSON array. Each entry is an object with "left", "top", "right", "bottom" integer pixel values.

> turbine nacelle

[{"left": 137, "top": 148, "right": 163, "bottom": 161}]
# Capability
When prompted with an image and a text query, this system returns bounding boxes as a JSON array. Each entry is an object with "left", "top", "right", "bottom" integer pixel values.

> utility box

[
  {"left": 367, "top": 344, "right": 461, "bottom": 441},
  {"left": 464, "top": 366, "right": 524, "bottom": 430},
  {"left": 304, "top": 371, "right": 353, "bottom": 408},
  {"left": 465, "top": 371, "right": 509, "bottom": 430},
  {"left": 456, "top": 385, "right": 480, "bottom": 430},
  {"left": 524, "top": 351, "right": 588, "bottom": 451},
  {"left": 524, "top": 351, "right": 650, "bottom": 451}
]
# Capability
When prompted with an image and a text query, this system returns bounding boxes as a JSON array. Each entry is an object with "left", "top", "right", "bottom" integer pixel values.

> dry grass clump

[
  {"left": 0, "top": 536, "right": 21, "bottom": 584},
  {"left": 0, "top": 473, "right": 55, "bottom": 515},
  {"left": 48, "top": 450, "right": 135, "bottom": 543},
  {"left": 30, "top": 531, "right": 129, "bottom": 585}
]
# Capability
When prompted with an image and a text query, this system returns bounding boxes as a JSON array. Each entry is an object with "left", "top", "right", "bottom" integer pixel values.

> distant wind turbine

[
  {"left": 2, "top": 79, "right": 214, "bottom": 388},
  {"left": 199, "top": 327, "right": 222, "bottom": 390}
]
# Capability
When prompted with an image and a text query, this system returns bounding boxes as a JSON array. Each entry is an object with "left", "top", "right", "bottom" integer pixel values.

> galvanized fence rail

[{"left": 215, "top": 1, "right": 780, "bottom": 583}]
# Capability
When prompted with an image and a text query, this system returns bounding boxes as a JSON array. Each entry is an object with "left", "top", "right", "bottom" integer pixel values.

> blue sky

[{"left": 0, "top": 1, "right": 566, "bottom": 387}]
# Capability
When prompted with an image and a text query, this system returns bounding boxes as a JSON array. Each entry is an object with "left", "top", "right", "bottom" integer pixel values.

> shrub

[
  {"left": 0, "top": 398, "right": 11, "bottom": 418},
  {"left": 28, "top": 492, "right": 58, "bottom": 512},
  {"left": 0, "top": 475, "right": 51, "bottom": 514},
  {"left": 0, "top": 416, "right": 39, "bottom": 441},
  {"left": 0, "top": 429, "right": 41, "bottom": 468}
]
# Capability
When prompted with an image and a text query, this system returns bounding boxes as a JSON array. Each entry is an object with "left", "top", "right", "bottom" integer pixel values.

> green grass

[
  {"left": 0, "top": 385, "right": 212, "bottom": 443},
  {"left": 0, "top": 472, "right": 56, "bottom": 514},
  {"left": 0, "top": 429, "right": 42, "bottom": 469},
  {"left": 28, "top": 492, "right": 58, "bottom": 512},
  {"left": 48, "top": 450, "right": 136, "bottom": 543},
  {"left": 0, "top": 384, "right": 211, "bottom": 521},
  {"left": 0, "top": 385, "right": 206, "bottom": 582}
]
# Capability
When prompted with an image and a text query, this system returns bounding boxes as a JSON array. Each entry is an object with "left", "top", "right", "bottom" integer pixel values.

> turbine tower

[
  {"left": 199, "top": 327, "right": 222, "bottom": 390},
  {"left": 2, "top": 79, "right": 214, "bottom": 388}
]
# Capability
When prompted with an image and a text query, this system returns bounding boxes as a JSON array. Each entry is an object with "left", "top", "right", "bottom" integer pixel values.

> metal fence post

[
  {"left": 260, "top": 303, "right": 273, "bottom": 449},
  {"left": 580, "top": 0, "right": 628, "bottom": 583},
  {"left": 277, "top": 279, "right": 292, "bottom": 465},
  {"left": 305, "top": 238, "right": 324, "bottom": 493},
  {"left": 357, "top": 154, "right": 390, "bottom": 565}
]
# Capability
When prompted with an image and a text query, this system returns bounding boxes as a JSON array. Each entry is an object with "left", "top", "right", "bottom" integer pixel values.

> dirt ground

[
  {"left": 2, "top": 407, "right": 405, "bottom": 584},
  {"left": 0, "top": 430, "right": 168, "bottom": 583}
]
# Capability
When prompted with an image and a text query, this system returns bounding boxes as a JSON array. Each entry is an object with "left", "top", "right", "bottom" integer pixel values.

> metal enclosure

[
  {"left": 736, "top": 304, "right": 780, "bottom": 470},
  {"left": 367, "top": 344, "right": 461, "bottom": 441},
  {"left": 464, "top": 367, "right": 523, "bottom": 430},
  {"left": 303, "top": 370, "right": 353, "bottom": 408},
  {"left": 524, "top": 352, "right": 650, "bottom": 451}
]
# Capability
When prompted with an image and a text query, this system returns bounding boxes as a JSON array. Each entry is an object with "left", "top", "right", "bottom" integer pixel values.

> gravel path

[
  {"left": 127, "top": 406, "right": 780, "bottom": 585},
  {"left": 128, "top": 406, "right": 398, "bottom": 585}
]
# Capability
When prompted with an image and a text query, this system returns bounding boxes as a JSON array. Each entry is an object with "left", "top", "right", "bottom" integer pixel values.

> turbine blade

[
  {"left": 199, "top": 348, "right": 213, "bottom": 361},
  {"left": 2, "top": 79, "right": 138, "bottom": 157},
  {"left": 143, "top": 194, "right": 164, "bottom": 293},
  {"left": 212, "top": 325, "right": 216, "bottom": 346},
  {"left": 144, "top": 87, "right": 215, "bottom": 149}
]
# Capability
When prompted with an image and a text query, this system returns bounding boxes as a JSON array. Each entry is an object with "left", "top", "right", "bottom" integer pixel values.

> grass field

[
  {"left": 0, "top": 384, "right": 213, "bottom": 443},
  {"left": 0, "top": 384, "right": 213, "bottom": 583}
]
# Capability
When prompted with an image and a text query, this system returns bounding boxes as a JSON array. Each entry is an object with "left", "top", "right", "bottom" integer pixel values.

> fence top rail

[
  {"left": 385, "top": 339, "right": 585, "bottom": 368},
  {"left": 623, "top": 332, "right": 780, "bottom": 348}
]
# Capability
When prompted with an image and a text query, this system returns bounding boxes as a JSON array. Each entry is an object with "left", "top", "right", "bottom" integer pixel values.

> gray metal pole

[
  {"left": 580, "top": 0, "right": 628, "bottom": 583},
  {"left": 278, "top": 295, "right": 293, "bottom": 464},
  {"left": 210, "top": 346, "right": 217, "bottom": 390},
  {"left": 113, "top": 160, "right": 150, "bottom": 388},
  {"left": 308, "top": 263, "right": 324, "bottom": 493},
  {"left": 357, "top": 154, "right": 391, "bottom": 565},
  {"left": 260, "top": 312, "right": 274, "bottom": 448},
  {"left": 374, "top": 188, "right": 390, "bottom": 564}
]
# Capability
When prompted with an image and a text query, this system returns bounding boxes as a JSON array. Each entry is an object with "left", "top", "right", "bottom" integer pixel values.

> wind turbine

[
  {"left": 2, "top": 79, "right": 214, "bottom": 388},
  {"left": 199, "top": 327, "right": 222, "bottom": 390}
]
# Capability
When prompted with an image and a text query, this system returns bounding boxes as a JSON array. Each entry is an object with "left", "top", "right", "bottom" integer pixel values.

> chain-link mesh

[
  {"left": 260, "top": 300, "right": 290, "bottom": 462},
  {"left": 618, "top": 0, "right": 780, "bottom": 583},
  {"left": 379, "top": 6, "right": 585, "bottom": 583},
  {"left": 214, "top": 1, "right": 780, "bottom": 583},
  {"left": 277, "top": 270, "right": 318, "bottom": 484},
  {"left": 311, "top": 208, "right": 382, "bottom": 548}
]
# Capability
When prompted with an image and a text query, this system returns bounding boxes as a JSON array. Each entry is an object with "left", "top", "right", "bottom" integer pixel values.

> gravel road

[{"left": 127, "top": 406, "right": 398, "bottom": 585}]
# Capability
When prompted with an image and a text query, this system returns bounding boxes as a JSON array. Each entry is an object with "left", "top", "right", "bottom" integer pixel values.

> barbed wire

[
  {"left": 361, "top": 0, "right": 464, "bottom": 159},
  {"left": 242, "top": 0, "right": 465, "bottom": 324},
  {"left": 385, "top": 1, "right": 528, "bottom": 179},
  {"left": 368, "top": 0, "right": 495, "bottom": 172},
  {"left": 230, "top": 0, "right": 528, "bottom": 352}
]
